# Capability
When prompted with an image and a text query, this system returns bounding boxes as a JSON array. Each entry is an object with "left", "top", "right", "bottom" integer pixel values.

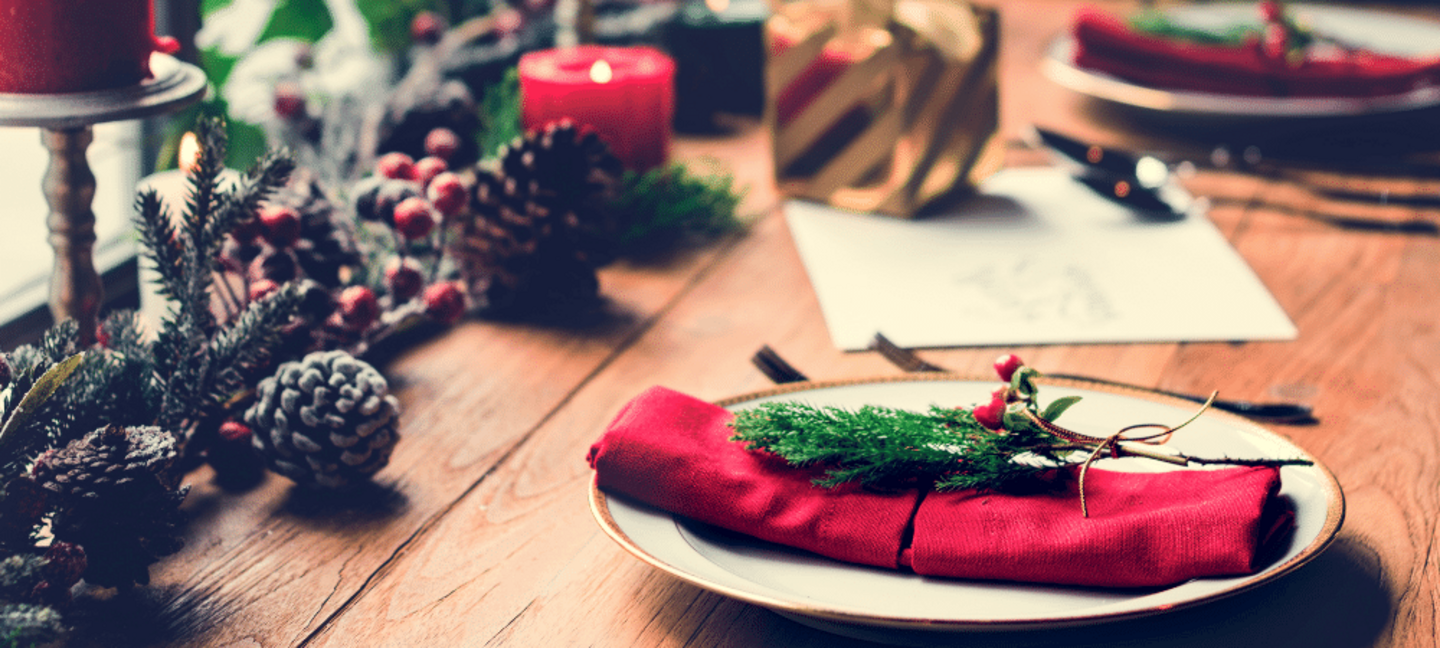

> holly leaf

[
  {"left": 1041, "top": 396, "right": 1082, "bottom": 423},
  {"left": 0, "top": 353, "right": 86, "bottom": 450},
  {"left": 256, "top": 0, "right": 335, "bottom": 44}
]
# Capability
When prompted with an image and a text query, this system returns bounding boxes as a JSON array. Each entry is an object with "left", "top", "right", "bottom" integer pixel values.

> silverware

[
  {"left": 869, "top": 333, "right": 1319, "bottom": 425},
  {"left": 751, "top": 345, "right": 809, "bottom": 384},
  {"left": 1033, "top": 127, "right": 1191, "bottom": 219},
  {"left": 1032, "top": 126, "right": 1440, "bottom": 235}
]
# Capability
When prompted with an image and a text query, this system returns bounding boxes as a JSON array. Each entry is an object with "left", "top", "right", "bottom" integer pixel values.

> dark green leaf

[
  {"left": 201, "top": 0, "right": 235, "bottom": 15},
  {"left": 0, "top": 353, "right": 86, "bottom": 450},
  {"left": 256, "top": 0, "right": 335, "bottom": 44},
  {"left": 1041, "top": 396, "right": 1083, "bottom": 422},
  {"left": 198, "top": 47, "right": 239, "bottom": 92}
]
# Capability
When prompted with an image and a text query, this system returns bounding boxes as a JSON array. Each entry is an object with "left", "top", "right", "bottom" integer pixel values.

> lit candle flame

[
  {"left": 178, "top": 132, "right": 201, "bottom": 174},
  {"left": 705, "top": 0, "right": 729, "bottom": 12},
  {"left": 589, "top": 59, "right": 614, "bottom": 84}
]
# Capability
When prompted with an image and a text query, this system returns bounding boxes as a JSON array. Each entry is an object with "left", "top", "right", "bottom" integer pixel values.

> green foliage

[
  {"left": 730, "top": 401, "right": 1072, "bottom": 492},
  {"left": 478, "top": 66, "right": 523, "bottom": 159},
  {"left": 0, "top": 117, "right": 301, "bottom": 483},
  {"left": 356, "top": 0, "right": 439, "bottom": 52},
  {"left": 615, "top": 163, "right": 746, "bottom": 258},
  {"left": 140, "top": 117, "right": 300, "bottom": 431},
  {"left": 256, "top": 0, "right": 336, "bottom": 44}
]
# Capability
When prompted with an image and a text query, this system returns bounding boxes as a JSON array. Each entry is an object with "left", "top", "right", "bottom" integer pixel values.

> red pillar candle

[
  {"left": 0, "top": 0, "right": 178, "bottom": 94},
  {"left": 519, "top": 45, "right": 676, "bottom": 171}
]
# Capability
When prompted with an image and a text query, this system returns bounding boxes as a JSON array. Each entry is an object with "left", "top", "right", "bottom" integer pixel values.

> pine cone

[
  {"left": 30, "top": 426, "right": 187, "bottom": 588},
  {"left": 454, "top": 119, "right": 624, "bottom": 315},
  {"left": 263, "top": 170, "right": 362, "bottom": 288},
  {"left": 244, "top": 350, "right": 401, "bottom": 489},
  {"left": 376, "top": 79, "right": 481, "bottom": 167}
]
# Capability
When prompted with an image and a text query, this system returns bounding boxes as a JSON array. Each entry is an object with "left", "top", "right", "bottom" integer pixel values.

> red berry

[
  {"left": 385, "top": 257, "right": 425, "bottom": 302},
  {"left": 415, "top": 156, "right": 449, "bottom": 187},
  {"left": 423, "top": 281, "right": 466, "bottom": 324},
  {"left": 1262, "top": 22, "right": 1288, "bottom": 60},
  {"left": 41, "top": 541, "right": 86, "bottom": 588},
  {"left": 377, "top": 152, "right": 418, "bottom": 181},
  {"left": 274, "top": 82, "right": 306, "bottom": 121},
  {"left": 258, "top": 204, "right": 302, "bottom": 248},
  {"left": 230, "top": 216, "right": 262, "bottom": 245},
  {"left": 1259, "top": 0, "right": 1283, "bottom": 23},
  {"left": 337, "top": 285, "right": 380, "bottom": 331},
  {"left": 993, "top": 354, "right": 1024, "bottom": 382},
  {"left": 218, "top": 421, "right": 253, "bottom": 443},
  {"left": 972, "top": 396, "right": 1005, "bottom": 431},
  {"left": 427, "top": 172, "right": 468, "bottom": 218},
  {"left": 393, "top": 197, "right": 437, "bottom": 240},
  {"left": 424, "top": 127, "right": 462, "bottom": 160},
  {"left": 411, "top": 11, "right": 445, "bottom": 45},
  {"left": 249, "top": 278, "right": 280, "bottom": 301}
]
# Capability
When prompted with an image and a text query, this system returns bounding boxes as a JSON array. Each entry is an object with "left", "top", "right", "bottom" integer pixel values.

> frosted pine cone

[{"left": 244, "top": 350, "right": 401, "bottom": 489}]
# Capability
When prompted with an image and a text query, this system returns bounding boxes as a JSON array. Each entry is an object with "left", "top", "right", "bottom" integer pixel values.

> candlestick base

[{"left": 0, "top": 54, "right": 205, "bottom": 344}]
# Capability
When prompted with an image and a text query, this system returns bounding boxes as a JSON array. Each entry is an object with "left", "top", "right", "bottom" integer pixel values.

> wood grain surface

[{"left": 66, "top": 1, "right": 1440, "bottom": 646}]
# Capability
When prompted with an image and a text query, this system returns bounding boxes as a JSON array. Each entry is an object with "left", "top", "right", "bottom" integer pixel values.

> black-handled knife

[{"left": 1033, "top": 127, "right": 1189, "bottom": 219}]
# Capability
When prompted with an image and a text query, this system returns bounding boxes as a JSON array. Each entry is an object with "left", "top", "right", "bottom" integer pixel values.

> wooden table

[{"left": 77, "top": 2, "right": 1440, "bottom": 645}]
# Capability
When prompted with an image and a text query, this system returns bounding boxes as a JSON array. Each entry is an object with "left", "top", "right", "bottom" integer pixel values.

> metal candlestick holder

[{"left": 0, "top": 54, "right": 206, "bottom": 344}]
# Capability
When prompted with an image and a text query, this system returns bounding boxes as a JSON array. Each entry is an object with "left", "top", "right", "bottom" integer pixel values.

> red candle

[
  {"left": 519, "top": 45, "right": 676, "bottom": 171},
  {"left": 0, "top": 0, "right": 178, "bottom": 94}
]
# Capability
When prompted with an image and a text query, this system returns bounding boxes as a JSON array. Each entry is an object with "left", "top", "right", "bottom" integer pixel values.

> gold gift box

[{"left": 767, "top": 0, "right": 1001, "bottom": 217}]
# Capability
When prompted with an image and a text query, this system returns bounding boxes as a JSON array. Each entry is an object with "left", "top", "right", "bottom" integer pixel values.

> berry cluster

[
  {"left": 971, "top": 354, "right": 1025, "bottom": 431},
  {"left": 349, "top": 127, "right": 474, "bottom": 326}
]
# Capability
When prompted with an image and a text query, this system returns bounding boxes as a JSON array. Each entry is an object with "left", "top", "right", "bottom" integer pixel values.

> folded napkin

[
  {"left": 589, "top": 386, "right": 1295, "bottom": 588},
  {"left": 1071, "top": 5, "right": 1440, "bottom": 97}
]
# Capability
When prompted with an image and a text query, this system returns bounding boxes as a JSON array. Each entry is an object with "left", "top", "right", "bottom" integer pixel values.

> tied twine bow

[{"left": 1016, "top": 396, "right": 1214, "bottom": 517}]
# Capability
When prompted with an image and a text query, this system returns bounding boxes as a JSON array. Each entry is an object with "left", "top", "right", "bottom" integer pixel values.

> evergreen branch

[
  {"left": 133, "top": 189, "right": 185, "bottom": 302},
  {"left": 205, "top": 147, "right": 296, "bottom": 252},
  {"left": 479, "top": 66, "right": 522, "bottom": 159},
  {"left": 731, "top": 368, "right": 1314, "bottom": 494},
  {"left": 731, "top": 403, "right": 1062, "bottom": 491},
  {"left": 615, "top": 163, "right": 746, "bottom": 258},
  {"left": 208, "top": 283, "right": 301, "bottom": 402}
]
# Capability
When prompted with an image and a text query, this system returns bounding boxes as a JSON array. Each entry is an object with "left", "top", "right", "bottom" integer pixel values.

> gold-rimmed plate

[{"left": 589, "top": 375, "right": 1344, "bottom": 640}]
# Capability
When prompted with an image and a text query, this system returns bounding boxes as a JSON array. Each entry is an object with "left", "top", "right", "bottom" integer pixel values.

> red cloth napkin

[
  {"left": 589, "top": 386, "right": 1294, "bottom": 588},
  {"left": 1071, "top": 5, "right": 1440, "bottom": 97}
]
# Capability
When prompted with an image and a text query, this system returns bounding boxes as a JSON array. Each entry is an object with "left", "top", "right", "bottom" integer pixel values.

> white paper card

[{"left": 786, "top": 167, "right": 1297, "bottom": 350}]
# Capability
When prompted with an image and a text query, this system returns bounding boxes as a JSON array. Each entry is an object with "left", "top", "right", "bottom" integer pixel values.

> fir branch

[
  {"left": 133, "top": 189, "right": 185, "bottom": 302},
  {"left": 205, "top": 147, "right": 297, "bottom": 254},
  {"left": 615, "top": 162, "right": 746, "bottom": 259},
  {"left": 478, "top": 66, "right": 522, "bottom": 159},
  {"left": 731, "top": 402, "right": 1063, "bottom": 491},
  {"left": 731, "top": 370, "right": 1314, "bottom": 495},
  {"left": 208, "top": 283, "right": 302, "bottom": 403}
]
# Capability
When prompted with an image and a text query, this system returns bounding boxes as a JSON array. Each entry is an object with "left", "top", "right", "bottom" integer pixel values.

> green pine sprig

[
  {"left": 730, "top": 366, "right": 1313, "bottom": 495},
  {"left": 615, "top": 162, "right": 746, "bottom": 259},
  {"left": 731, "top": 402, "right": 1068, "bottom": 492}
]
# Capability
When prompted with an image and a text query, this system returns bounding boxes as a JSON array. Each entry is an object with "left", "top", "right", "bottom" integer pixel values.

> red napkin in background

[
  {"left": 1071, "top": 5, "right": 1440, "bottom": 97},
  {"left": 589, "top": 386, "right": 1295, "bottom": 588}
]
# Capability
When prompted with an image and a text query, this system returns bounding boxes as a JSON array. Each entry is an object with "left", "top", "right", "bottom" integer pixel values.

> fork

[{"left": 869, "top": 333, "right": 1318, "bottom": 425}]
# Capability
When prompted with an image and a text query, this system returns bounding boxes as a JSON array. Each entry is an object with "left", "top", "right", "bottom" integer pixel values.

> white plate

[
  {"left": 590, "top": 375, "right": 1344, "bottom": 640},
  {"left": 1042, "top": 3, "right": 1440, "bottom": 117}
]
